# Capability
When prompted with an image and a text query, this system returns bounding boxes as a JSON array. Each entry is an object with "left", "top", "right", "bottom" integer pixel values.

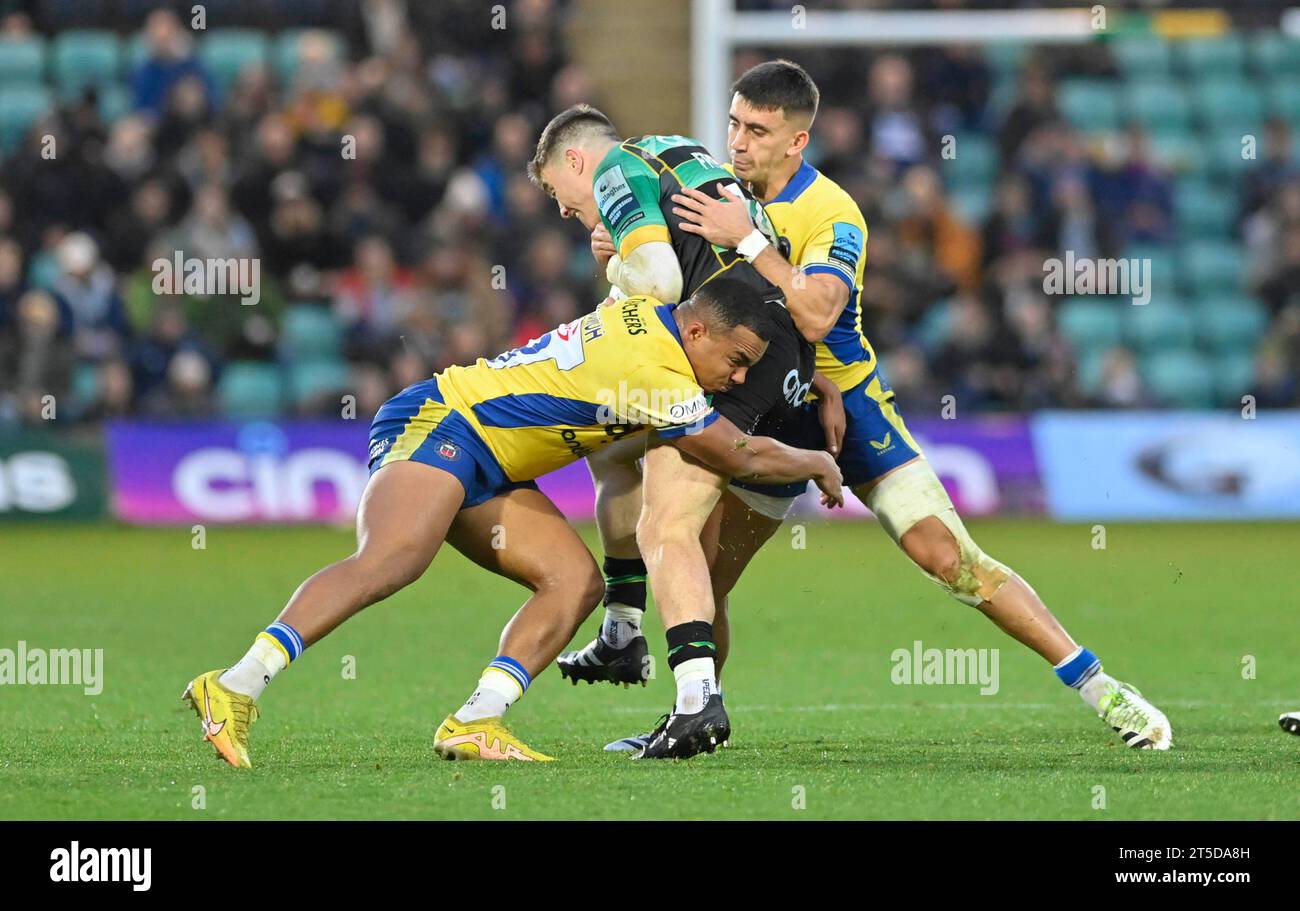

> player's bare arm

[
  {"left": 670, "top": 414, "right": 843, "bottom": 507},
  {"left": 812, "top": 371, "right": 845, "bottom": 456},
  {"left": 672, "top": 183, "right": 848, "bottom": 342}
]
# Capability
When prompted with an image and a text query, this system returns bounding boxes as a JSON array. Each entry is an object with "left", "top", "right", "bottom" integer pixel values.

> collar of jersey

[
  {"left": 771, "top": 159, "right": 818, "bottom": 205},
  {"left": 654, "top": 303, "right": 684, "bottom": 348}
]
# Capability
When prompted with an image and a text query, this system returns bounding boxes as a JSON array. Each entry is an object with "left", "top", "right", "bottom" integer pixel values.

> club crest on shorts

[{"left": 436, "top": 440, "right": 461, "bottom": 461}]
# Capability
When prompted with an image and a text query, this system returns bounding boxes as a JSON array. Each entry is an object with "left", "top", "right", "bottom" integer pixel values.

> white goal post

[{"left": 690, "top": 0, "right": 1097, "bottom": 156}]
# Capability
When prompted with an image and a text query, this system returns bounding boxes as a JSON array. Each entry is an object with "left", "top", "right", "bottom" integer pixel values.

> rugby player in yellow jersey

[
  {"left": 610, "top": 60, "right": 1172, "bottom": 751},
  {"left": 181, "top": 280, "right": 843, "bottom": 766}
]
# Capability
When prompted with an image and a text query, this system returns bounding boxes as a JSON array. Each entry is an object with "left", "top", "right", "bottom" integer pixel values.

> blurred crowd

[
  {"left": 764, "top": 43, "right": 1300, "bottom": 410},
  {"left": 0, "top": 0, "right": 1297, "bottom": 426}
]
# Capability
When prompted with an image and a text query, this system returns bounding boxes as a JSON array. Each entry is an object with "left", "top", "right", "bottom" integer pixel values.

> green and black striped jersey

[{"left": 592, "top": 134, "right": 783, "bottom": 303}]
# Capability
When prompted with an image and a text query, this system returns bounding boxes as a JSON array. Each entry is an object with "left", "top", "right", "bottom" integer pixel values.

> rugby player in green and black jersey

[{"left": 528, "top": 106, "right": 844, "bottom": 758}]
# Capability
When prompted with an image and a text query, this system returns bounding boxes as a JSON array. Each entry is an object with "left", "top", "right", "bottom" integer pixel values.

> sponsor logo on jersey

[
  {"left": 668, "top": 393, "right": 711, "bottom": 424},
  {"left": 869, "top": 432, "right": 894, "bottom": 453},
  {"left": 783, "top": 368, "right": 812, "bottom": 407},
  {"left": 828, "top": 222, "right": 864, "bottom": 273},
  {"left": 595, "top": 164, "right": 642, "bottom": 234},
  {"left": 620, "top": 298, "right": 648, "bottom": 335},
  {"left": 581, "top": 311, "right": 605, "bottom": 342},
  {"left": 368, "top": 437, "right": 392, "bottom": 463},
  {"left": 690, "top": 151, "right": 722, "bottom": 169}
]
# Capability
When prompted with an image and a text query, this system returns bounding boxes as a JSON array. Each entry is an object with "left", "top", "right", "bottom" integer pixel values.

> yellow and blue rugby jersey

[
  {"left": 749, "top": 160, "right": 875, "bottom": 391},
  {"left": 433, "top": 296, "right": 717, "bottom": 481}
]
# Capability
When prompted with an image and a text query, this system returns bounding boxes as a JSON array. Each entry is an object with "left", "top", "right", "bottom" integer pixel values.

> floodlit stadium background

[{"left": 2, "top": 0, "right": 1298, "bottom": 525}]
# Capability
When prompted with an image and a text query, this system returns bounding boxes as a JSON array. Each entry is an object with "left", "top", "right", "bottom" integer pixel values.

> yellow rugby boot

[
  {"left": 433, "top": 715, "right": 554, "bottom": 761},
  {"left": 183, "top": 669, "right": 260, "bottom": 768}
]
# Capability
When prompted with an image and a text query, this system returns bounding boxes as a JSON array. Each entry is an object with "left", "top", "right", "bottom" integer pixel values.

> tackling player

[
  {"left": 529, "top": 106, "right": 844, "bottom": 756},
  {"left": 182, "top": 280, "right": 843, "bottom": 766},
  {"left": 609, "top": 60, "right": 1173, "bottom": 752}
]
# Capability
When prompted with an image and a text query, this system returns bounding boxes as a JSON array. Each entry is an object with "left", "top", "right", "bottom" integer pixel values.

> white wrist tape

[{"left": 736, "top": 229, "right": 770, "bottom": 262}]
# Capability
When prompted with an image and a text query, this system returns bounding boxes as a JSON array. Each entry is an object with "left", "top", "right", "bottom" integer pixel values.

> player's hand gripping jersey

[
  {"left": 594, "top": 135, "right": 814, "bottom": 433},
  {"left": 368, "top": 297, "right": 717, "bottom": 507}
]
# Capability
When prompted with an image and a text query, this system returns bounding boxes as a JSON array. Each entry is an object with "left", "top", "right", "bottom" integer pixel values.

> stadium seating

[
  {"left": 124, "top": 32, "right": 150, "bottom": 75},
  {"left": 1147, "top": 133, "right": 1208, "bottom": 180},
  {"left": 915, "top": 298, "right": 953, "bottom": 351},
  {"left": 1205, "top": 131, "right": 1258, "bottom": 181},
  {"left": 1175, "top": 181, "right": 1237, "bottom": 240},
  {"left": 1059, "top": 297, "right": 1125, "bottom": 353},
  {"left": 199, "top": 29, "right": 270, "bottom": 92},
  {"left": 52, "top": 30, "right": 121, "bottom": 96},
  {"left": 1176, "top": 36, "right": 1248, "bottom": 78},
  {"left": 1124, "top": 245, "right": 1177, "bottom": 302},
  {"left": 1180, "top": 240, "right": 1244, "bottom": 296},
  {"left": 0, "top": 85, "right": 54, "bottom": 153},
  {"left": 1251, "top": 33, "right": 1300, "bottom": 76},
  {"left": 0, "top": 17, "right": 1287, "bottom": 420},
  {"left": 1268, "top": 80, "right": 1300, "bottom": 123},
  {"left": 1213, "top": 350, "right": 1257, "bottom": 404},
  {"left": 1125, "top": 80, "right": 1192, "bottom": 133},
  {"left": 1143, "top": 349, "right": 1215, "bottom": 407},
  {"left": 982, "top": 41, "right": 1028, "bottom": 77},
  {"left": 1126, "top": 301, "right": 1197, "bottom": 354},
  {"left": 1057, "top": 79, "right": 1122, "bottom": 132},
  {"left": 1110, "top": 37, "right": 1173, "bottom": 79},
  {"left": 0, "top": 36, "right": 47, "bottom": 85},
  {"left": 949, "top": 186, "right": 992, "bottom": 225},
  {"left": 217, "top": 362, "right": 284, "bottom": 420},
  {"left": 1191, "top": 79, "right": 1265, "bottom": 132},
  {"left": 274, "top": 28, "right": 345, "bottom": 84},
  {"left": 1193, "top": 296, "right": 1270, "bottom": 354},
  {"left": 1074, "top": 346, "right": 1110, "bottom": 396},
  {"left": 942, "top": 133, "right": 998, "bottom": 188},
  {"left": 279, "top": 305, "right": 345, "bottom": 362},
  {"left": 287, "top": 360, "right": 351, "bottom": 409}
]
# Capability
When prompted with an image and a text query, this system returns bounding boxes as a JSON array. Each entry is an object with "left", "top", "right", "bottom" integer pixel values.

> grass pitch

[{"left": 1, "top": 519, "right": 1297, "bottom": 820}]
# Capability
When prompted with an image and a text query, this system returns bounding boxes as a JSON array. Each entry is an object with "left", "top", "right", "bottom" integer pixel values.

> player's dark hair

[
  {"left": 685, "top": 278, "right": 778, "bottom": 341},
  {"left": 528, "top": 104, "right": 619, "bottom": 190},
  {"left": 731, "top": 59, "right": 819, "bottom": 124}
]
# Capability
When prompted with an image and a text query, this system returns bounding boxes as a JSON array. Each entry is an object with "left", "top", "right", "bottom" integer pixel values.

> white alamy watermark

[
  {"left": 0, "top": 641, "right": 103, "bottom": 695},
  {"left": 1043, "top": 251, "right": 1150, "bottom": 305},
  {"left": 594, "top": 381, "right": 712, "bottom": 429},
  {"left": 152, "top": 252, "right": 261, "bottom": 305},
  {"left": 890, "top": 640, "right": 1000, "bottom": 695},
  {"left": 50, "top": 843, "right": 150, "bottom": 891}
]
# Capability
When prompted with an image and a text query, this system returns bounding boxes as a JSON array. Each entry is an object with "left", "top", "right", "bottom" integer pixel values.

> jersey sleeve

[
  {"left": 798, "top": 205, "right": 868, "bottom": 292},
  {"left": 595, "top": 148, "right": 672, "bottom": 260},
  {"left": 620, "top": 364, "right": 718, "bottom": 439}
]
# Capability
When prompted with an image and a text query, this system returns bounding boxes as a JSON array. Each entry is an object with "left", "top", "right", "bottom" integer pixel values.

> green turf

[{"left": 1, "top": 520, "right": 1297, "bottom": 820}]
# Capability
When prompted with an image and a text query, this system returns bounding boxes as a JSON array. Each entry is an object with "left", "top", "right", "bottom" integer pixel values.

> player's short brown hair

[
  {"left": 528, "top": 104, "right": 619, "bottom": 193},
  {"left": 731, "top": 59, "right": 819, "bottom": 125}
]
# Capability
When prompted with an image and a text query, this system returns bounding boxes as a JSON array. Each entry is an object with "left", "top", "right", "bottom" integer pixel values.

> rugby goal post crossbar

[{"left": 691, "top": 0, "right": 1097, "bottom": 155}]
